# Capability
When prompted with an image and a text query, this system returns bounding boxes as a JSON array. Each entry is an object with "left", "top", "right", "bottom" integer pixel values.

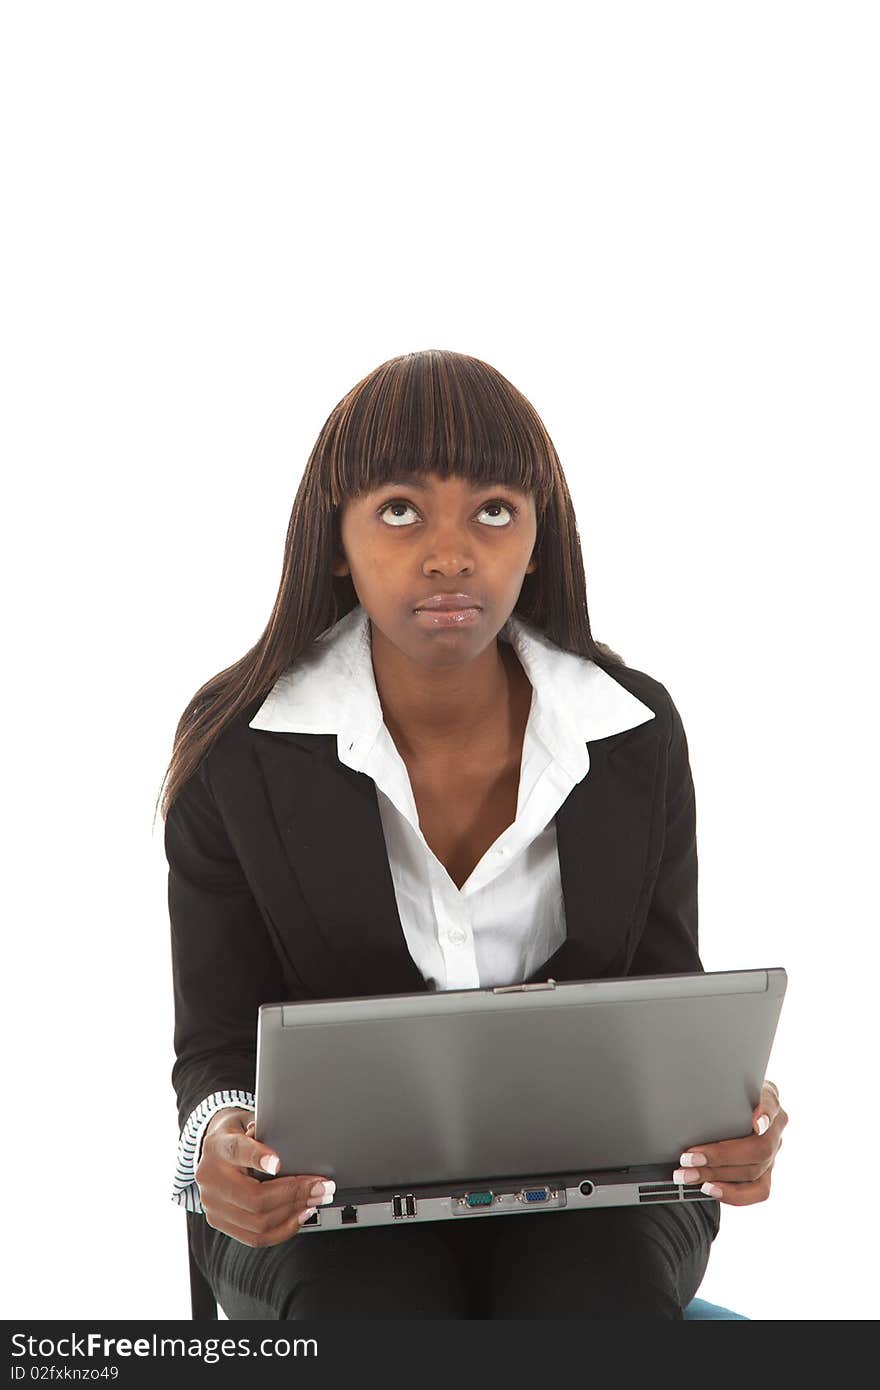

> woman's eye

[
  {"left": 477, "top": 501, "right": 517, "bottom": 526},
  {"left": 378, "top": 501, "right": 419, "bottom": 526},
  {"left": 377, "top": 499, "right": 518, "bottom": 527}
]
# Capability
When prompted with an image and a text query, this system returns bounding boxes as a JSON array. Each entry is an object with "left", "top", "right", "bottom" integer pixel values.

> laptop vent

[
  {"left": 638, "top": 1183, "right": 681, "bottom": 1203},
  {"left": 638, "top": 1182, "right": 710, "bottom": 1204}
]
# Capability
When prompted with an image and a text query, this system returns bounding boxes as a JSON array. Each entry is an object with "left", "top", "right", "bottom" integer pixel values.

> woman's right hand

[{"left": 194, "top": 1107, "right": 335, "bottom": 1247}]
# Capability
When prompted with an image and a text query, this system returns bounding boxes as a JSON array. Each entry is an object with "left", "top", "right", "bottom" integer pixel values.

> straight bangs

[{"left": 320, "top": 351, "right": 557, "bottom": 516}]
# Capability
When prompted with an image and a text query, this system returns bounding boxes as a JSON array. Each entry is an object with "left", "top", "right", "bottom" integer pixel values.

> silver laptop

[{"left": 252, "top": 967, "right": 786, "bottom": 1231}]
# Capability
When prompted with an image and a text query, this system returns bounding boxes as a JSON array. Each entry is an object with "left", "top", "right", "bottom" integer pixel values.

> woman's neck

[{"left": 370, "top": 631, "right": 531, "bottom": 766}]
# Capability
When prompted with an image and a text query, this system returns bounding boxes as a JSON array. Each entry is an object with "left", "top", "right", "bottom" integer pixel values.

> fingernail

[
  {"left": 756, "top": 1115, "right": 770, "bottom": 1135},
  {"left": 298, "top": 1206, "right": 317, "bottom": 1223},
  {"left": 310, "top": 1179, "right": 336, "bottom": 1202},
  {"left": 679, "top": 1152, "right": 708, "bottom": 1167},
  {"left": 673, "top": 1168, "right": 702, "bottom": 1184},
  {"left": 701, "top": 1182, "right": 723, "bottom": 1198},
  {"left": 260, "top": 1154, "right": 279, "bottom": 1174}
]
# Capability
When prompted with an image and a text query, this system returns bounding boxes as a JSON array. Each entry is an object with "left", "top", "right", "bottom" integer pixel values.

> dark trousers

[{"left": 188, "top": 1198, "right": 720, "bottom": 1320}]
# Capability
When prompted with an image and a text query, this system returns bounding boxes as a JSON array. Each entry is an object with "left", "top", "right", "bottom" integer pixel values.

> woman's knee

[
  {"left": 206, "top": 1220, "right": 476, "bottom": 1320},
  {"left": 480, "top": 1207, "right": 709, "bottom": 1319}
]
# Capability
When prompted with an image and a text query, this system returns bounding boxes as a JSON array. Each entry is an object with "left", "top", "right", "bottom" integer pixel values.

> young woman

[{"left": 160, "top": 348, "right": 788, "bottom": 1319}]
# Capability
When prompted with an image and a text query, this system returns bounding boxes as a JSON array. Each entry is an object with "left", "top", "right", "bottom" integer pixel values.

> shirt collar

[{"left": 248, "top": 603, "right": 655, "bottom": 781}]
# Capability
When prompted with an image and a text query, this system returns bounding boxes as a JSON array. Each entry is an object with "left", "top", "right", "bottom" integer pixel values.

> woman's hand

[
  {"left": 194, "top": 1107, "right": 336, "bottom": 1246},
  {"left": 672, "top": 1080, "right": 788, "bottom": 1205}
]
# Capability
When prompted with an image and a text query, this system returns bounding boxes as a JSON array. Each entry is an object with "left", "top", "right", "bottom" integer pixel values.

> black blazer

[{"left": 166, "top": 661, "right": 703, "bottom": 1136}]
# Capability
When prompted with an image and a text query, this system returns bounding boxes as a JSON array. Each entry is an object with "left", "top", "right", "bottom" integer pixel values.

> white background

[{"left": 4, "top": 1, "right": 877, "bottom": 1321}]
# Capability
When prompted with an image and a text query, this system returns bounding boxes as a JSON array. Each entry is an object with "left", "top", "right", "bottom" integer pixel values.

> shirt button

[{"left": 447, "top": 927, "right": 467, "bottom": 945}]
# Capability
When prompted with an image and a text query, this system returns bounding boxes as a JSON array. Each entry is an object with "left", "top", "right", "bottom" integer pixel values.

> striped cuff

[{"left": 171, "top": 1088, "right": 256, "bottom": 1214}]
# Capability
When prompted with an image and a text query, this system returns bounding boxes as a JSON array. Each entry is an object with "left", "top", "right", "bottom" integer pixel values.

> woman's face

[{"left": 332, "top": 471, "right": 538, "bottom": 668}]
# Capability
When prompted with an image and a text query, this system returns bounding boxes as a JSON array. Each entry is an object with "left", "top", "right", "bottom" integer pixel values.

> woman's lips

[
  {"left": 413, "top": 606, "right": 481, "bottom": 627},
  {"left": 414, "top": 593, "right": 481, "bottom": 610}
]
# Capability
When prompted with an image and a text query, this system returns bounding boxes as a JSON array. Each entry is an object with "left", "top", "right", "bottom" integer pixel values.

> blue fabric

[{"left": 682, "top": 1296, "right": 750, "bottom": 1320}]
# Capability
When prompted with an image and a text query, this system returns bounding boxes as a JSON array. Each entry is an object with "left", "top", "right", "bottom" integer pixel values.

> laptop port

[
  {"left": 579, "top": 1180, "right": 595, "bottom": 1197},
  {"left": 463, "top": 1191, "right": 494, "bottom": 1207},
  {"left": 302, "top": 1210, "right": 320, "bottom": 1225},
  {"left": 403, "top": 1193, "right": 417, "bottom": 1216},
  {"left": 340, "top": 1205, "right": 358, "bottom": 1224},
  {"left": 520, "top": 1186, "right": 551, "bottom": 1203},
  {"left": 392, "top": 1195, "right": 403, "bottom": 1218}
]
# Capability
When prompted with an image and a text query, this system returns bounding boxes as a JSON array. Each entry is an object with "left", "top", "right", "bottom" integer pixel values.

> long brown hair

[{"left": 155, "top": 349, "right": 624, "bottom": 825}]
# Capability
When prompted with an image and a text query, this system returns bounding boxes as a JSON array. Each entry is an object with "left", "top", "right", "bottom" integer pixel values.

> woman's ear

[
  {"left": 331, "top": 551, "right": 351, "bottom": 578},
  {"left": 524, "top": 550, "right": 537, "bottom": 576}
]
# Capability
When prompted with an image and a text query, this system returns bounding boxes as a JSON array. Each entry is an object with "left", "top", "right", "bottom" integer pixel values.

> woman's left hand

[{"left": 672, "top": 1080, "right": 789, "bottom": 1205}]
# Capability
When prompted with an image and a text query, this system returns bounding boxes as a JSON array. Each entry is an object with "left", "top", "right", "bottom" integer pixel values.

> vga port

[{"left": 521, "top": 1186, "right": 551, "bottom": 1203}]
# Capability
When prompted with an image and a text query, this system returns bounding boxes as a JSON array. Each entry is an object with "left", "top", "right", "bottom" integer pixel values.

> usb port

[
  {"left": 404, "top": 1193, "right": 417, "bottom": 1217},
  {"left": 392, "top": 1195, "right": 403, "bottom": 1218}
]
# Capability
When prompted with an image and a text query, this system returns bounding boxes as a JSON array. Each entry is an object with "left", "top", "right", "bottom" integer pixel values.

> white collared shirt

[{"left": 171, "top": 604, "right": 655, "bottom": 1211}]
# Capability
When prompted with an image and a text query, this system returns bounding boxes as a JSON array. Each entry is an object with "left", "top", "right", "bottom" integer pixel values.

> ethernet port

[{"left": 340, "top": 1204, "right": 358, "bottom": 1224}]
